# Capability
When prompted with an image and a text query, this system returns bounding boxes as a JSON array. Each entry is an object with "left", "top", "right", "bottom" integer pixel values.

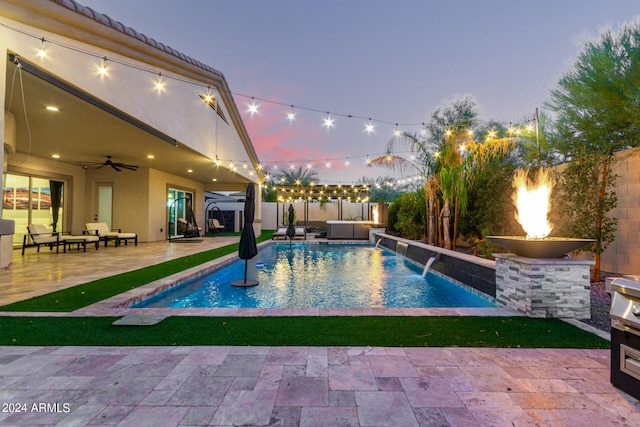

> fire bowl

[{"left": 486, "top": 236, "right": 595, "bottom": 258}]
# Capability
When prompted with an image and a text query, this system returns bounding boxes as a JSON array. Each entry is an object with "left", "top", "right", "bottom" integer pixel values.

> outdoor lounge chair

[
  {"left": 271, "top": 227, "right": 287, "bottom": 240},
  {"left": 22, "top": 224, "right": 99, "bottom": 255},
  {"left": 85, "top": 222, "right": 138, "bottom": 247},
  {"left": 294, "top": 227, "right": 307, "bottom": 239}
]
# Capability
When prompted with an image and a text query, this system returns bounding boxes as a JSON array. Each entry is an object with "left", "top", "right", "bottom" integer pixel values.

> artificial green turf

[
  {"left": 0, "top": 230, "right": 273, "bottom": 312},
  {"left": 0, "top": 316, "right": 609, "bottom": 348}
]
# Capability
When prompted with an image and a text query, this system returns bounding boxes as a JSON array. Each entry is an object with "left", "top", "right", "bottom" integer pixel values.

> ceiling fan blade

[
  {"left": 120, "top": 165, "right": 139, "bottom": 171},
  {"left": 112, "top": 165, "right": 122, "bottom": 172}
]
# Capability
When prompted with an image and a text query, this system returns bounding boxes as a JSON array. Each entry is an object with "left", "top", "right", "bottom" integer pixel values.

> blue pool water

[{"left": 132, "top": 243, "right": 496, "bottom": 309}]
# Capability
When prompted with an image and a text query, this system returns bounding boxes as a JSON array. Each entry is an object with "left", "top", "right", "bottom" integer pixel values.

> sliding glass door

[{"left": 2, "top": 173, "right": 65, "bottom": 246}]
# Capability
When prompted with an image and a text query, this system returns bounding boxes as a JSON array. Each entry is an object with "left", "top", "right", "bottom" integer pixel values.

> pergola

[{"left": 269, "top": 183, "right": 371, "bottom": 223}]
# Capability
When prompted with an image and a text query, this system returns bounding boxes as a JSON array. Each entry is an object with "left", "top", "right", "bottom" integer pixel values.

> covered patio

[{"left": 1, "top": 0, "right": 263, "bottom": 270}]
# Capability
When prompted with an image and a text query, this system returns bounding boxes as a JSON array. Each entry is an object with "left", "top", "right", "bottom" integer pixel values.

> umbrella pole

[{"left": 244, "top": 260, "right": 248, "bottom": 283}]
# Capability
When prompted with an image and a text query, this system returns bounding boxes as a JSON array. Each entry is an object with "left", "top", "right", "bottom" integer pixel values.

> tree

[
  {"left": 555, "top": 150, "right": 618, "bottom": 281},
  {"left": 356, "top": 176, "right": 413, "bottom": 203},
  {"left": 370, "top": 95, "right": 480, "bottom": 245},
  {"left": 546, "top": 19, "right": 640, "bottom": 280}
]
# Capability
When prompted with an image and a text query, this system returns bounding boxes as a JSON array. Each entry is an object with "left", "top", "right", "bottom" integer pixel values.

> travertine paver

[{"left": 0, "top": 346, "right": 638, "bottom": 426}]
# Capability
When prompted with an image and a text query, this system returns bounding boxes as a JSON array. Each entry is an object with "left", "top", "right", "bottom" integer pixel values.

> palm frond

[{"left": 368, "top": 155, "right": 418, "bottom": 174}]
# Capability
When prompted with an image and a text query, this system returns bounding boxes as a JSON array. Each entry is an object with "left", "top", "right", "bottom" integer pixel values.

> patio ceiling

[{"left": 4, "top": 58, "right": 251, "bottom": 186}]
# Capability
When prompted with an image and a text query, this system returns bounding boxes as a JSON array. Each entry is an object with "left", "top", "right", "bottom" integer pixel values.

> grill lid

[{"left": 611, "top": 278, "right": 640, "bottom": 329}]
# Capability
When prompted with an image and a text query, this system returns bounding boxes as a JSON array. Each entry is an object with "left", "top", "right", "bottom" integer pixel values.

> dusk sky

[{"left": 78, "top": 0, "right": 639, "bottom": 183}]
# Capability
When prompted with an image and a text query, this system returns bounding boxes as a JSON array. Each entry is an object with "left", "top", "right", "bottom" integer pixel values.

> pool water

[{"left": 132, "top": 243, "right": 496, "bottom": 309}]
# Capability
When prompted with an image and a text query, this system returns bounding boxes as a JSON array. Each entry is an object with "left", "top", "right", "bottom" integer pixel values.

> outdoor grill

[{"left": 610, "top": 277, "right": 640, "bottom": 399}]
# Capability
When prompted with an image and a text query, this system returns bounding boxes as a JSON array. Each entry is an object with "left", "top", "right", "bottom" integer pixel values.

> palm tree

[
  {"left": 368, "top": 135, "right": 438, "bottom": 243},
  {"left": 272, "top": 167, "right": 319, "bottom": 185},
  {"left": 356, "top": 175, "right": 414, "bottom": 202},
  {"left": 370, "top": 127, "right": 515, "bottom": 249}
]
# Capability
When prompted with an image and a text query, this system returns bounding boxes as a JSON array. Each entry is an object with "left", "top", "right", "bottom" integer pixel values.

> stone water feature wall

[
  {"left": 494, "top": 254, "right": 593, "bottom": 319},
  {"left": 375, "top": 233, "right": 497, "bottom": 300}
]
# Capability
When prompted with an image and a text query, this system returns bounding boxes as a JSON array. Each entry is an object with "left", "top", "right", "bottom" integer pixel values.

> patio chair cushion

[
  {"left": 294, "top": 227, "right": 307, "bottom": 239},
  {"left": 271, "top": 227, "right": 287, "bottom": 240},
  {"left": 27, "top": 224, "right": 61, "bottom": 244},
  {"left": 85, "top": 222, "right": 115, "bottom": 237},
  {"left": 86, "top": 222, "right": 137, "bottom": 246}
]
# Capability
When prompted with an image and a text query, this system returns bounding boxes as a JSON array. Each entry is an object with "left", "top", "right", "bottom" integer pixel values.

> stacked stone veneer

[{"left": 494, "top": 254, "right": 593, "bottom": 319}]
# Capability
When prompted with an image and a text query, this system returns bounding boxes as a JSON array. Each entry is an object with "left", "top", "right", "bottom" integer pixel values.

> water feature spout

[
  {"left": 396, "top": 242, "right": 409, "bottom": 257},
  {"left": 375, "top": 238, "right": 382, "bottom": 248},
  {"left": 422, "top": 254, "right": 439, "bottom": 277}
]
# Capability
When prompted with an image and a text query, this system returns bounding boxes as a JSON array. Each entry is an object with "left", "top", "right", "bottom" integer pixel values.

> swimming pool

[{"left": 132, "top": 243, "right": 496, "bottom": 309}]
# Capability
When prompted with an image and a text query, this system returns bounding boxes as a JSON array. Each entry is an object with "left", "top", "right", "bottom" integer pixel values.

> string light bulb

[
  {"left": 287, "top": 105, "right": 296, "bottom": 122},
  {"left": 420, "top": 123, "right": 427, "bottom": 136},
  {"left": 203, "top": 86, "right": 214, "bottom": 104},
  {"left": 325, "top": 159, "right": 332, "bottom": 168},
  {"left": 323, "top": 112, "right": 334, "bottom": 128},
  {"left": 155, "top": 72, "right": 165, "bottom": 92},
  {"left": 248, "top": 97, "right": 258, "bottom": 115},
  {"left": 306, "top": 161, "right": 313, "bottom": 170},
  {"left": 98, "top": 57, "right": 107, "bottom": 76},
  {"left": 37, "top": 38, "right": 46, "bottom": 58},
  {"left": 394, "top": 124, "right": 401, "bottom": 138},
  {"left": 344, "top": 158, "right": 351, "bottom": 167},
  {"left": 365, "top": 119, "right": 374, "bottom": 134}
]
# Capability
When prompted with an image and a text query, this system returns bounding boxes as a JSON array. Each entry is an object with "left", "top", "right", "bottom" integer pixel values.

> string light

[
  {"left": 325, "top": 159, "right": 332, "bottom": 168},
  {"left": 289, "top": 162, "right": 296, "bottom": 171},
  {"left": 0, "top": 21, "right": 542, "bottom": 187},
  {"left": 4, "top": 22, "right": 541, "bottom": 143}
]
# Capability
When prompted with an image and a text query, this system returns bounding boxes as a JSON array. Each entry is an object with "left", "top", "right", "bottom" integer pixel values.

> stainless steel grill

[{"left": 610, "top": 277, "right": 640, "bottom": 399}]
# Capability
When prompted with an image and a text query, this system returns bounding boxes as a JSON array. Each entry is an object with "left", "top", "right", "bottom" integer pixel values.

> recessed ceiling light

[
  {"left": 212, "top": 178, "right": 217, "bottom": 182},
  {"left": 147, "top": 154, "right": 154, "bottom": 159},
  {"left": 46, "top": 106, "right": 59, "bottom": 112},
  {"left": 187, "top": 169, "right": 193, "bottom": 173},
  {"left": 51, "top": 154, "right": 60, "bottom": 158}
]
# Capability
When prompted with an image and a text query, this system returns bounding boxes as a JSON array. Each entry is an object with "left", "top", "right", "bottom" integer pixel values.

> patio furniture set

[{"left": 21, "top": 222, "right": 137, "bottom": 255}]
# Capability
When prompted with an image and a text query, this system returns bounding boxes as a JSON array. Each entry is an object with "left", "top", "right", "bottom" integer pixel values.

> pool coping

[{"left": 54, "top": 240, "right": 517, "bottom": 318}]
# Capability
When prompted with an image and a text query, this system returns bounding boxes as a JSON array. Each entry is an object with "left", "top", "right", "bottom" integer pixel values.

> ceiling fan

[{"left": 79, "top": 156, "right": 139, "bottom": 172}]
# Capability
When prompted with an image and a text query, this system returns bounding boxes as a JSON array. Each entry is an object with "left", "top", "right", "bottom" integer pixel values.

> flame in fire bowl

[{"left": 486, "top": 236, "right": 595, "bottom": 259}]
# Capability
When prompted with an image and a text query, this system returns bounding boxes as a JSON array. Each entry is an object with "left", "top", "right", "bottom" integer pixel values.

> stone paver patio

[{"left": 0, "top": 345, "right": 638, "bottom": 426}]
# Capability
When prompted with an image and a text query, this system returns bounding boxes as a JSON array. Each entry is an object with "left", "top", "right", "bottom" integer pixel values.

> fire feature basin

[{"left": 486, "top": 236, "right": 595, "bottom": 258}]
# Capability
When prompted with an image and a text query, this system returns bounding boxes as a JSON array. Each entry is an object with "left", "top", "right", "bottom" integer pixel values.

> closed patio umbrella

[
  {"left": 286, "top": 204, "right": 295, "bottom": 246},
  {"left": 232, "top": 183, "right": 259, "bottom": 287}
]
